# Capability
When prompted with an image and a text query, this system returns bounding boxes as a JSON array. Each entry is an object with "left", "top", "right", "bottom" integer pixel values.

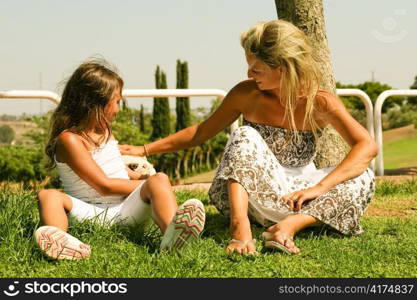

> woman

[{"left": 121, "top": 20, "right": 377, "bottom": 255}]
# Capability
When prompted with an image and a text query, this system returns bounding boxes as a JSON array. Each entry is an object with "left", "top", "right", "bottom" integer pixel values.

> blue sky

[{"left": 0, "top": 0, "right": 416, "bottom": 115}]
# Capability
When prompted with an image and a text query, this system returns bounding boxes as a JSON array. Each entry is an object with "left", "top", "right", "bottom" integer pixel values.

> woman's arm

[
  {"left": 57, "top": 132, "right": 144, "bottom": 197},
  {"left": 315, "top": 91, "right": 378, "bottom": 191},
  {"left": 283, "top": 91, "right": 378, "bottom": 211},
  {"left": 120, "top": 81, "right": 248, "bottom": 156}
]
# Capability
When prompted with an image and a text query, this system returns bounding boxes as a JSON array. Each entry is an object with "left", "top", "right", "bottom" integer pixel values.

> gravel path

[{"left": 172, "top": 175, "right": 417, "bottom": 192}]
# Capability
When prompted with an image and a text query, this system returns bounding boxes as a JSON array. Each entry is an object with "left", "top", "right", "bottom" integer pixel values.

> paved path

[{"left": 172, "top": 175, "right": 417, "bottom": 192}]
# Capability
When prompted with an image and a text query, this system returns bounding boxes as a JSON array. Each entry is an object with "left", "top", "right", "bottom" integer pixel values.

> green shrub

[
  {"left": 0, "top": 125, "right": 15, "bottom": 144},
  {"left": 0, "top": 145, "right": 48, "bottom": 182},
  {"left": 382, "top": 104, "right": 417, "bottom": 130}
]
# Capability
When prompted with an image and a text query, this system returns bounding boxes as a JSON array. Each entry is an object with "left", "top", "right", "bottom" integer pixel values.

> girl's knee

[
  {"left": 142, "top": 172, "right": 172, "bottom": 197},
  {"left": 37, "top": 189, "right": 67, "bottom": 207},
  {"left": 38, "top": 189, "right": 56, "bottom": 204},
  {"left": 148, "top": 172, "right": 170, "bottom": 185}
]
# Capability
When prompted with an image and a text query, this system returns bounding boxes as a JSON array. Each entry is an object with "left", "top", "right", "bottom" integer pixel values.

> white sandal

[
  {"left": 262, "top": 231, "right": 294, "bottom": 255},
  {"left": 227, "top": 238, "right": 258, "bottom": 255}
]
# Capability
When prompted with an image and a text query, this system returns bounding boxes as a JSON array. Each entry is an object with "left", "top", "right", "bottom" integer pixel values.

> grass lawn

[
  {"left": 0, "top": 180, "right": 416, "bottom": 278},
  {"left": 383, "top": 125, "right": 417, "bottom": 169},
  {"left": 383, "top": 137, "right": 417, "bottom": 169}
]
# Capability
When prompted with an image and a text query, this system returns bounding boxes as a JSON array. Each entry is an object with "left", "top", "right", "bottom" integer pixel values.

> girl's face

[
  {"left": 104, "top": 89, "right": 122, "bottom": 121},
  {"left": 246, "top": 54, "right": 282, "bottom": 91}
]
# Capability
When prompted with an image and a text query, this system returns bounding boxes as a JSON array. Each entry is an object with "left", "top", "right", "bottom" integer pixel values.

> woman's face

[
  {"left": 246, "top": 54, "right": 282, "bottom": 91},
  {"left": 104, "top": 89, "right": 122, "bottom": 121}
]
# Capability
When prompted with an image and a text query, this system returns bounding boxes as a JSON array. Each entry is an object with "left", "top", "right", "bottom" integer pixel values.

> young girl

[{"left": 35, "top": 59, "right": 205, "bottom": 260}]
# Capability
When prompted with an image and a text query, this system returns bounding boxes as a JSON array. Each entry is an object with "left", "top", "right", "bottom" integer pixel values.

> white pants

[{"left": 68, "top": 183, "right": 151, "bottom": 226}]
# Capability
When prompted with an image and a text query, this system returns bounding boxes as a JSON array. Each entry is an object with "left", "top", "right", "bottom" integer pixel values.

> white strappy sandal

[
  {"left": 227, "top": 238, "right": 258, "bottom": 255},
  {"left": 262, "top": 231, "right": 294, "bottom": 255}
]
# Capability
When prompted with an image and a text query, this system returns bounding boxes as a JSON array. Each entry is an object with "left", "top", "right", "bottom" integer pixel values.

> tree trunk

[
  {"left": 215, "top": 153, "right": 222, "bottom": 165},
  {"left": 182, "top": 150, "right": 192, "bottom": 177},
  {"left": 206, "top": 146, "right": 212, "bottom": 170},
  {"left": 198, "top": 151, "right": 204, "bottom": 171},
  {"left": 191, "top": 147, "right": 200, "bottom": 173},
  {"left": 275, "top": 0, "right": 349, "bottom": 168},
  {"left": 175, "top": 156, "right": 181, "bottom": 179}
]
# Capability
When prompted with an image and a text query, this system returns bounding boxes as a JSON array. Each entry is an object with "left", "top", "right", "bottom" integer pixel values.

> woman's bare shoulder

[
  {"left": 230, "top": 80, "right": 259, "bottom": 96},
  {"left": 227, "top": 80, "right": 260, "bottom": 106},
  {"left": 315, "top": 89, "right": 345, "bottom": 112}
]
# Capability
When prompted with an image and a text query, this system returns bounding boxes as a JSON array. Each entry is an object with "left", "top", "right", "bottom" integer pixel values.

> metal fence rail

[
  {"left": 374, "top": 89, "right": 417, "bottom": 176},
  {"left": 2, "top": 88, "right": 417, "bottom": 175},
  {"left": 336, "top": 89, "right": 374, "bottom": 138},
  {"left": 121, "top": 89, "right": 236, "bottom": 131},
  {"left": 0, "top": 90, "right": 60, "bottom": 105},
  {"left": 336, "top": 88, "right": 375, "bottom": 170}
]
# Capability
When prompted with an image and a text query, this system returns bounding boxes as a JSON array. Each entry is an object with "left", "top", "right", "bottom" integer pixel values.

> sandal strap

[
  {"left": 262, "top": 231, "right": 294, "bottom": 241},
  {"left": 229, "top": 238, "right": 256, "bottom": 246},
  {"left": 283, "top": 234, "right": 294, "bottom": 241}
]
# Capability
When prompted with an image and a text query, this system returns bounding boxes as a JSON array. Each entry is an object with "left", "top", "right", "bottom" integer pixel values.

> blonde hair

[{"left": 240, "top": 20, "right": 322, "bottom": 140}]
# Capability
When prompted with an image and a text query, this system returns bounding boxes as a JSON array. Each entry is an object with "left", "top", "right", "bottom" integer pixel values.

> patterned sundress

[{"left": 209, "top": 119, "right": 375, "bottom": 235}]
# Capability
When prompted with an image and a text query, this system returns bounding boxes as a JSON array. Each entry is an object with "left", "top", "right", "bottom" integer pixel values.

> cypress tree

[
  {"left": 175, "top": 60, "right": 191, "bottom": 131},
  {"left": 151, "top": 66, "right": 161, "bottom": 140},
  {"left": 151, "top": 66, "right": 171, "bottom": 139},
  {"left": 139, "top": 104, "right": 145, "bottom": 132},
  {"left": 121, "top": 97, "right": 128, "bottom": 110},
  {"left": 182, "top": 61, "right": 190, "bottom": 126},
  {"left": 159, "top": 71, "right": 170, "bottom": 137}
]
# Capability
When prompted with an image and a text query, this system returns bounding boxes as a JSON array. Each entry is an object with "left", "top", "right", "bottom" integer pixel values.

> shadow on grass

[
  {"left": 202, "top": 204, "right": 346, "bottom": 252},
  {"left": 70, "top": 217, "right": 163, "bottom": 254}
]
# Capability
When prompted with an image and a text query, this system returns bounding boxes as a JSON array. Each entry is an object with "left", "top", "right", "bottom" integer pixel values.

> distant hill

[{"left": 383, "top": 124, "right": 417, "bottom": 143}]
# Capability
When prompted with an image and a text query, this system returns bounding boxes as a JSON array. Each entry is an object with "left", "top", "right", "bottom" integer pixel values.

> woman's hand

[
  {"left": 119, "top": 144, "right": 145, "bottom": 156},
  {"left": 282, "top": 185, "right": 329, "bottom": 212}
]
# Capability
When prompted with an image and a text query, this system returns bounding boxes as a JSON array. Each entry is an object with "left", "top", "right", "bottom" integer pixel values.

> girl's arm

[
  {"left": 57, "top": 132, "right": 144, "bottom": 197},
  {"left": 120, "top": 81, "right": 248, "bottom": 156}
]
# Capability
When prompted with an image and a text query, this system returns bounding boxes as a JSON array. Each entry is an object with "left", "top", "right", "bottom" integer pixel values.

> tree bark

[
  {"left": 175, "top": 156, "right": 181, "bottom": 179},
  {"left": 198, "top": 151, "right": 203, "bottom": 171},
  {"left": 275, "top": 0, "right": 349, "bottom": 168},
  {"left": 182, "top": 149, "right": 192, "bottom": 177},
  {"left": 205, "top": 146, "right": 212, "bottom": 170},
  {"left": 191, "top": 147, "right": 200, "bottom": 173}
]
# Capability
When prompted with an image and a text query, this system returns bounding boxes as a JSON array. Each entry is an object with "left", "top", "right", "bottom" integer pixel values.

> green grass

[
  {"left": 0, "top": 182, "right": 416, "bottom": 278},
  {"left": 383, "top": 136, "right": 417, "bottom": 169}
]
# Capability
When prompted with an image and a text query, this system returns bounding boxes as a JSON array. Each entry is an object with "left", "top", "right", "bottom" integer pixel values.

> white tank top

[{"left": 56, "top": 139, "right": 129, "bottom": 204}]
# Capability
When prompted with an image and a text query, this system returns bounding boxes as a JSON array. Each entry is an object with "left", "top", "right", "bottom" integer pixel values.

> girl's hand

[
  {"left": 119, "top": 144, "right": 145, "bottom": 156},
  {"left": 125, "top": 167, "right": 149, "bottom": 180},
  {"left": 282, "top": 185, "right": 329, "bottom": 212}
]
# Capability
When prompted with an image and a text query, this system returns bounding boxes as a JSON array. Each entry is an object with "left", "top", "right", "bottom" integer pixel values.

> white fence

[
  {"left": 1, "top": 88, "right": 417, "bottom": 175},
  {"left": 374, "top": 90, "right": 417, "bottom": 176},
  {"left": 0, "top": 90, "right": 60, "bottom": 105}
]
